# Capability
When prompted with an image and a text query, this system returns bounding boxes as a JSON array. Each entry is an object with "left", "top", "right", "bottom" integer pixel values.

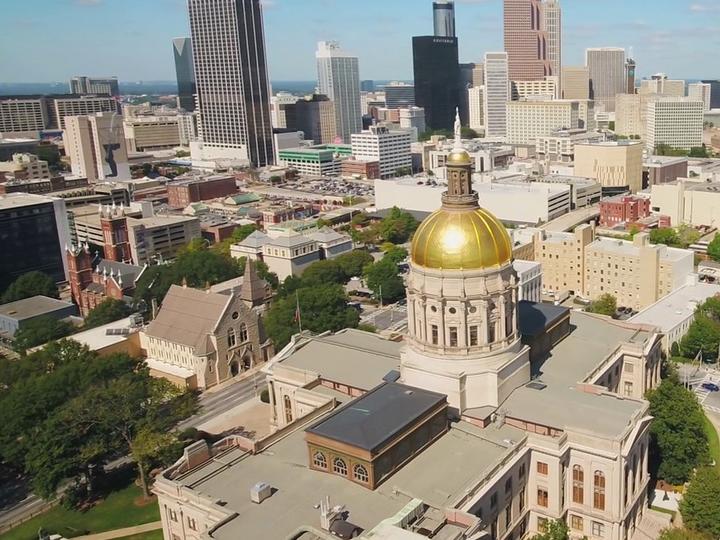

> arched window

[
  {"left": 313, "top": 451, "right": 327, "bottom": 469},
  {"left": 353, "top": 464, "right": 369, "bottom": 483},
  {"left": 572, "top": 465, "right": 584, "bottom": 504},
  {"left": 333, "top": 457, "right": 347, "bottom": 476},
  {"left": 239, "top": 323, "right": 248, "bottom": 343},
  {"left": 593, "top": 470, "right": 606, "bottom": 510},
  {"left": 227, "top": 327, "right": 236, "bottom": 347},
  {"left": 283, "top": 395, "right": 292, "bottom": 424}
]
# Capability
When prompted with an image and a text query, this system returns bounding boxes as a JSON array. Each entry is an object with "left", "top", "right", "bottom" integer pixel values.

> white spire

[{"left": 453, "top": 107, "right": 462, "bottom": 149}]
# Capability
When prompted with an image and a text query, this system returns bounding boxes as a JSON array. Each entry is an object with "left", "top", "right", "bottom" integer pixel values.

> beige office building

[
  {"left": 511, "top": 76, "right": 559, "bottom": 100},
  {"left": 0, "top": 153, "right": 51, "bottom": 180},
  {"left": 615, "top": 94, "right": 661, "bottom": 139},
  {"left": 506, "top": 99, "right": 579, "bottom": 144},
  {"left": 688, "top": 83, "right": 712, "bottom": 111},
  {"left": 562, "top": 66, "right": 590, "bottom": 99},
  {"left": 646, "top": 98, "right": 704, "bottom": 152},
  {"left": 63, "top": 112, "right": 130, "bottom": 182},
  {"left": 536, "top": 129, "right": 605, "bottom": 163},
  {"left": 638, "top": 78, "right": 685, "bottom": 97},
  {"left": 574, "top": 141, "right": 643, "bottom": 193},
  {"left": 534, "top": 225, "right": 694, "bottom": 309},
  {"left": 53, "top": 96, "right": 119, "bottom": 129},
  {"left": 651, "top": 180, "right": 720, "bottom": 228},
  {"left": 123, "top": 116, "right": 181, "bottom": 152},
  {"left": 468, "top": 86, "right": 485, "bottom": 132}
]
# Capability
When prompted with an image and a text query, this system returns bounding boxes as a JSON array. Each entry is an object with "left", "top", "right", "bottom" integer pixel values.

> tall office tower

[
  {"left": 458, "top": 63, "right": 480, "bottom": 125},
  {"left": 413, "top": 36, "right": 460, "bottom": 131},
  {"left": 433, "top": 1, "right": 456, "bottom": 37},
  {"left": 63, "top": 113, "right": 130, "bottom": 183},
  {"left": 483, "top": 52, "right": 510, "bottom": 137},
  {"left": 288, "top": 94, "right": 337, "bottom": 144},
  {"left": 586, "top": 47, "right": 625, "bottom": 112},
  {"left": 646, "top": 98, "right": 704, "bottom": 152},
  {"left": 625, "top": 58, "right": 637, "bottom": 94},
  {"left": 503, "top": 0, "right": 550, "bottom": 81},
  {"left": 701, "top": 80, "right": 720, "bottom": 109},
  {"left": 384, "top": 83, "right": 415, "bottom": 109},
  {"left": 468, "top": 86, "right": 485, "bottom": 133},
  {"left": 69, "top": 76, "right": 120, "bottom": 97},
  {"left": 316, "top": 41, "right": 362, "bottom": 143},
  {"left": 639, "top": 75, "right": 685, "bottom": 97},
  {"left": 172, "top": 38, "right": 196, "bottom": 112},
  {"left": 561, "top": 67, "right": 589, "bottom": 99},
  {"left": 472, "top": 63, "right": 485, "bottom": 87},
  {"left": 188, "top": 0, "right": 274, "bottom": 166},
  {"left": 542, "top": 0, "right": 562, "bottom": 81},
  {"left": 688, "top": 83, "right": 712, "bottom": 112}
]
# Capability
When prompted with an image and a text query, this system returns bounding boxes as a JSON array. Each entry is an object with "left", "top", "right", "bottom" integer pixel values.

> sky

[{"left": 0, "top": 0, "right": 718, "bottom": 83}]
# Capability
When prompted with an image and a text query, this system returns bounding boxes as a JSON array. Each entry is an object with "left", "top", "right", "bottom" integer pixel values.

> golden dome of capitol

[
  {"left": 411, "top": 206, "right": 513, "bottom": 270},
  {"left": 446, "top": 148, "right": 472, "bottom": 165}
]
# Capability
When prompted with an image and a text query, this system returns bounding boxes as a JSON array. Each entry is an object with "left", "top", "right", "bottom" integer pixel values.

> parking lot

[{"left": 282, "top": 178, "right": 374, "bottom": 199}]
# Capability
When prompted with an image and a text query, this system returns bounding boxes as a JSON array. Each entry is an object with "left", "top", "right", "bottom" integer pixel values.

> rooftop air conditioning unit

[{"left": 250, "top": 481, "right": 273, "bottom": 504}]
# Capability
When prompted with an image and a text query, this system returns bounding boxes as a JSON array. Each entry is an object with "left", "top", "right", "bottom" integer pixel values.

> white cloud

[{"left": 690, "top": 3, "right": 720, "bottom": 12}]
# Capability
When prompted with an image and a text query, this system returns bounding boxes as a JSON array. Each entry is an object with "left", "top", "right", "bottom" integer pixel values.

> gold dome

[
  {"left": 411, "top": 206, "right": 512, "bottom": 270},
  {"left": 447, "top": 148, "right": 471, "bottom": 165}
]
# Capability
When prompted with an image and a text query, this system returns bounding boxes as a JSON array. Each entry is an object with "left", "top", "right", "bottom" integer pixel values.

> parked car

[{"left": 701, "top": 382, "right": 720, "bottom": 392}]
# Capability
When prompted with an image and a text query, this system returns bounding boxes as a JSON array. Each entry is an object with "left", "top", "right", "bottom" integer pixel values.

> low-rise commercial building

[
  {"left": 340, "top": 159, "right": 380, "bottom": 179},
  {"left": 351, "top": 126, "right": 412, "bottom": 179},
  {"left": 643, "top": 156, "right": 688, "bottom": 187},
  {"left": 599, "top": 195, "right": 651, "bottom": 228},
  {"left": 536, "top": 129, "right": 604, "bottom": 163},
  {"left": 0, "top": 153, "right": 51, "bottom": 180},
  {"left": 573, "top": 141, "right": 644, "bottom": 193},
  {"left": 538, "top": 175, "right": 601, "bottom": 209},
  {"left": 513, "top": 260, "right": 542, "bottom": 302},
  {"left": 278, "top": 144, "right": 352, "bottom": 177},
  {"left": 166, "top": 174, "right": 237, "bottom": 208},
  {"left": 0, "top": 296, "right": 76, "bottom": 339},
  {"left": 650, "top": 180, "right": 720, "bottom": 228}
]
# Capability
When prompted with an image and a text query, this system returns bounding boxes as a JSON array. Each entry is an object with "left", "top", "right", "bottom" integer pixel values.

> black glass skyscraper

[
  {"left": 433, "top": 1, "right": 455, "bottom": 38},
  {"left": 412, "top": 36, "right": 460, "bottom": 131},
  {"left": 702, "top": 80, "right": 720, "bottom": 109},
  {"left": 173, "top": 38, "right": 196, "bottom": 112}
]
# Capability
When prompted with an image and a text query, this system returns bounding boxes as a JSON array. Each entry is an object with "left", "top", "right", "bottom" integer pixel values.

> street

[
  {"left": 361, "top": 304, "right": 408, "bottom": 332},
  {"left": 0, "top": 373, "right": 265, "bottom": 531},
  {"left": 677, "top": 363, "right": 720, "bottom": 414}
]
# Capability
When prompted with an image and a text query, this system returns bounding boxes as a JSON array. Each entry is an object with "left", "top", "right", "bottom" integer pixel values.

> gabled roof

[
  {"left": 238, "top": 230, "right": 270, "bottom": 249},
  {"left": 96, "top": 259, "right": 144, "bottom": 287},
  {"left": 144, "top": 285, "right": 230, "bottom": 351},
  {"left": 307, "top": 226, "right": 349, "bottom": 244}
]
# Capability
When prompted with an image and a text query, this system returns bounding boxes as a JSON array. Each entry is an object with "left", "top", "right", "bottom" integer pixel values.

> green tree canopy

[
  {"left": 301, "top": 260, "right": 347, "bottom": 287},
  {"left": 658, "top": 528, "right": 712, "bottom": 540},
  {"left": 378, "top": 207, "right": 419, "bottom": 244},
  {"left": 649, "top": 228, "right": 681, "bottom": 247},
  {"left": 335, "top": 250, "right": 374, "bottom": 279},
  {"left": 13, "top": 317, "right": 75, "bottom": 354},
  {"left": 647, "top": 374, "right": 710, "bottom": 484},
  {"left": 707, "top": 234, "right": 720, "bottom": 262},
  {"left": 383, "top": 245, "right": 409, "bottom": 265},
  {"left": 679, "top": 314, "right": 720, "bottom": 362},
  {"left": 364, "top": 258, "right": 406, "bottom": 304},
  {"left": 531, "top": 519, "right": 569, "bottom": 540},
  {"left": 586, "top": 294, "right": 617, "bottom": 317},
  {"left": 211, "top": 224, "right": 258, "bottom": 258},
  {"left": 264, "top": 284, "right": 359, "bottom": 348},
  {"left": 680, "top": 467, "right": 720, "bottom": 537},
  {"left": 2, "top": 271, "right": 59, "bottom": 304},
  {"left": 84, "top": 299, "right": 133, "bottom": 329}
]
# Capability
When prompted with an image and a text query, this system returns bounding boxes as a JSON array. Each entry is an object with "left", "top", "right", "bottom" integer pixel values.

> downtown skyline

[{"left": 0, "top": 0, "right": 718, "bottom": 84}]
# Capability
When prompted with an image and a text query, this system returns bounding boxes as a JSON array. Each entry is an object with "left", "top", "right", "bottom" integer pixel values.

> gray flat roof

[
  {"left": 518, "top": 300, "right": 569, "bottom": 338},
  {"left": 279, "top": 329, "right": 401, "bottom": 391},
  {"left": 0, "top": 296, "right": 74, "bottom": 321},
  {"left": 629, "top": 282, "right": 720, "bottom": 332},
  {"left": 306, "top": 382, "right": 446, "bottom": 452},
  {"left": 0, "top": 193, "right": 58, "bottom": 210}
]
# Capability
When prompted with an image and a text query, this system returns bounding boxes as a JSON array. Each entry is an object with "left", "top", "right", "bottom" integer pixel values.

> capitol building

[{"left": 154, "top": 116, "right": 664, "bottom": 540}]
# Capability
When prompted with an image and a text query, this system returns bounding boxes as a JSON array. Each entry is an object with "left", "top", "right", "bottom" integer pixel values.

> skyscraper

[
  {"left": 383, "top": 83, "right": 415, "bottom": 109},
  {"left": 561, "top": 66, "right": 590, "bottom": 99},
  {"left": 625, "top": 58, "right": 637, "bottom": 95},
  {"left": 701, "top": 80, "right": 720, "bottom": 109},
  {"left": 688, "top": 83, "right": 712, "bottom": 112},
  {"left": 433, "top": 1, "right": 456, "bottom": 38},
  {"left": 413, "top": 36, "right": 460, "bottom": 131},
  {"left": 69, "top": 76, "right": 120, "bottom": 97},
  {"left": 316, "top": 41, "right": 362, "bottom": 143},
  {"left": 172, "top": 37, "right": 196, "bottom": 112},
  {"left": 503, "top": 0, "right": 550, "bottom": 81},
  {"left": 586, "top": 47, "right": 626, "bottom": 112},
  {"left": 63, "top": 112, "right": 130, "bottom": 183},
  {"left": 188, "top": 0, "right": 274, "bottom": 166},
  {"left": 542, "top": 0, "right": 561, "bottom": 81},
  {"left": 483, "top": 52, "right": 510, "bottom": 137}
]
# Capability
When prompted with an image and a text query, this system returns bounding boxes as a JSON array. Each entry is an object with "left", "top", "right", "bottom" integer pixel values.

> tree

[
  {"left": 2, "top": 271, "right": 59, "bottom": 304},
  {"left": 649, "top": 228, "right": 680, "bottom": 247},
  {"left": 84, "top": 299, "right": 133, "bottom": 329},
  {"left": 335, "top": 250, "right": 374, "bottom": 279},
  {"left": 301, "top": 260, "right": 347, "bottom": 287},
  {"left": 461, "top": 127, "right": 479, "bottom": 139},
  {"left": 130, "top": 427, "right": 179, "bottom": 498},
  {"left": 531, "top": 519, "right": 569, "bottom": 540},
  {"left": 658, "top": 528, "right": 712, "bottom": 540},
  {"left": 383, "top": 245, "right": 409, "bottom": 265},
  {"left": 647, "top": 376, "right": 709, "bottom": 484},
  {"left": 586, "top": 294, "right": 617, "bottom": 317},
  {"left": 13, "top": 317, "right": 75, "bottom": 353},
  {"left": 689, "top": 145, "right": 710, "bottom": 158},
  {"left": 677, "top": 224, "right": 701, "bottom": 248},
  {"left": 365, "top": 258, "right": 406, "bottom": 304},
  {"left": 357, "top": 323, "right": 377, "bottom": 333},
  {"left": 680, "top": 467, "right": 720, "bottom": 537},
  {"left": 707, "top": 234, "right": 720, "bottom": 262},
  {"left": 379, "top": 207, "right": 419, "bottom": 244},
  {"left": 679, "top": 315, "right": 720, "bottom": 362},
  {"left": 264, "top": 284, "right": 359, "bottom": 348},
  {"left": 211, "top": 224, "right": 258, "bottom": 258},
  {"left": 394, "top": 166, "right": 412, "bottom": 177}
]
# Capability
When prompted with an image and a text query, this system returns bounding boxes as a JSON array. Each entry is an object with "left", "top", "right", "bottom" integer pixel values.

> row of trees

[
  {"left": 649, "top": 225, "right": 701, "bottom": 250},
  {"left": 0, "top": 340, "right": 196, "bottom": 501},
  {"left": 1, "top": 271, "right": 59, "bottom": 304},
  {"left": 347, "top": 207, "right": 419, "bottom": 246},
  {"left": 675, "top": 296, "right": 720, "bottom": 362},
  {"left": 655, "top": 144, "right": 712, "bottom": 158}
]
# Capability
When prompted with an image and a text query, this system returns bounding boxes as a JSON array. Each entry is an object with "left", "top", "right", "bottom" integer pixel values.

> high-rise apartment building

[
  {"left": 504, "top": 0, "right": 550, "bottom": 81},
  {"left": 561, "top": 66, "right": 589, "bottom": 99},
  {"left": 468, "top": 86, "right": 485, "bottom": 132},
  {"left": 646, "top": 98, "right": 704, "bottom": 152},
  {"left": 316, "top": 41, "right": 362, "bottom": 144},
  {"left": 625, "top": 58, "right": 637, "bottom": 94},
  {"left": 351, "top": 126, "right": 412, "bottom": 179},
  {"left": 383, "top": 83, "right": 415, "bottom": 109},
  {"left": 188, "top": 0, "right": 274, "bottom": 166},
  {"left": 543, "top": 0, "right": 561, "bottom": 81},
  {"left": 172, "top": 37, "right": 196, "bottom": 112},
  {"left": 0, "top": 97, "right": 48, "bottom": 134},
  {"left": 483, "top": 52, "right": 510, "bottom": 137},
  {"left": 433, "top": 1, "right": 455, "bottom": 37},
  {"left": 63, "top": 113, "right": 130, "bottom": 183},
  {"left": 413, "top": 36, "right": 460, "bottom": 131},
  {"left": 506, "top": 99, "right": 579, "bottom": 144},
  {"left": 586, "top": 47, "right": 625, "bottom": 112},
  {"left": 69, "top": 76, "right": 120, "bottom": 97},
  {"left": 688, "top": 83, "right": 711, "bottom": 111}
]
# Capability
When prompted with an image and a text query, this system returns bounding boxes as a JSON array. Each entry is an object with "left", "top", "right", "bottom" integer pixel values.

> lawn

[
  {"left": 116, "top": 531, "right": 164, "bottom": 540},
  {"left": 0, "top": 484, "right": 159, "bottom": 540},
  {"left": 703, "top": 414, "right": 720, "bottom": 472}
]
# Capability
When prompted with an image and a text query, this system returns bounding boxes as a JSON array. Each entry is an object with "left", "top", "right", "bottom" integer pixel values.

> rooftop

[
  {"left": 629, "top": 280, "right": 720, "bottom": 332},
  {"left": 589, "top": 235, "right": 692, "bottom": 262},
  {"left": 0, "top": 295, "right": 74, "bottom": 321},
  {"left": 0, "top": 192, "right": 59, "bottom": 210},
  {"left": 306, "top": 382, "right": 447, "bottom": 452},
  {"left": 65, "top": 316, "right": 139, "bottom": 351}
]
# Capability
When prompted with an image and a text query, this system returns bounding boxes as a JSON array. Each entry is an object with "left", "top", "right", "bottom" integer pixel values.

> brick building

[
  {"left": 340, "top": 159, "right": 380, "bottom": 179},
  {"left": 599, "top": 195, "right": 651, "bottom": 228},
  {"left": 166, "top": 174, "right": 238, "bottom": 208}
]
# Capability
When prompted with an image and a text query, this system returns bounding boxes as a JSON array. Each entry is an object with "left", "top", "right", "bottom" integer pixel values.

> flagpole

[{"left": 295, "top": 291, "right": 303, "bottom": 333}]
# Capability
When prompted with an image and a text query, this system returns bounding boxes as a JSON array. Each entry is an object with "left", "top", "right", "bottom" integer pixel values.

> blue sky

[{"left": 0, "top": 0, "right": 718, "bottom": 83}]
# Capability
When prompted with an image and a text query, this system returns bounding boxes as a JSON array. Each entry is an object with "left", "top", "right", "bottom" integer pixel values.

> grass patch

[
  {"left": 650, "top": 505, "right": 677, "bottom": 517},
  {"left": 0, "top": 484, "right": 159, "bottom": 540},
  {"left": 703, "top": 414, "right": 720, "bottom": 472},
  {"left": 115, "top": 531, "right": 163, "bottom": 540}
]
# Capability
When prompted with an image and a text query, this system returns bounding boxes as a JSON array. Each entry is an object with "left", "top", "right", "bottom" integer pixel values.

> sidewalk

[
  {"left": 203, "top": 363, "right": 265, "bottom": 395},
  {"left": 73, "top": 521, "right": 162, "bottom": 540}
]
